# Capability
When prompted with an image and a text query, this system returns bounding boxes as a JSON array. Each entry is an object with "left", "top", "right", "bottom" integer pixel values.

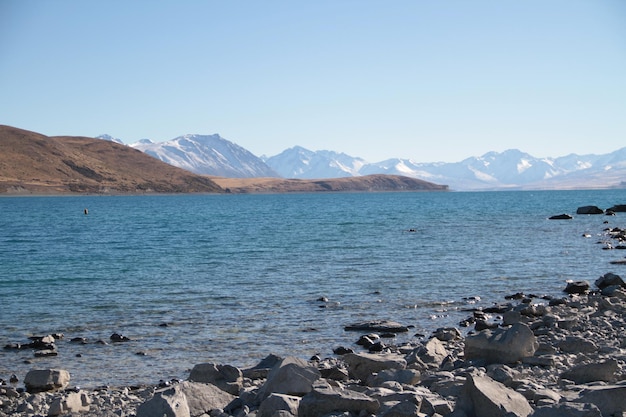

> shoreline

[{"left": 3, "top": 273, "right": 626, "bottom": 416}]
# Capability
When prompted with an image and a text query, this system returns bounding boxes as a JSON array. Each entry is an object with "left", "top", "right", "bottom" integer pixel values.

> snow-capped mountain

[
  {"left": 264, "top": 146, "right": 367, "bottom": 178},
  {"left": 264, "top": 146, "right": 626, "bottom": 190},
  {"left": 128, "top": 134, "right": 279, "bottom": 178},
  {"left": 97, "top": 132, "right": 625, "bottom": 190}
]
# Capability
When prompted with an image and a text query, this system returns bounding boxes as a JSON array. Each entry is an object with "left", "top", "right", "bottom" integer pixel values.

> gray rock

[
  {"left": 406, "top": 337, "right": 449, "bottom": 369},
  {"left": 24, "top": 369, "right": 70, "bottom": 393},
  {"left": 531, "top": 402, "right": 601, "bottom": 417},
  {"left": 455, "top": 373, "right": 533, "bottom": 417},
  {"left": 257, "top": 356, "right": 321, "bottom": 401},
  {"left": 557, "top": 336, "right": 598, "bottom": 354},
  {"left": 257, "top": 393, "right": 300, "bottom": 417},
  {"left": 47, "top": 391, "right": 91, "bottom": 416},
  {"left": 298, "top": 384, "right": 380, "bottom": 417},
  {"left": 136, "top": 384, "right": 191, "bottom": 417},
  {"left": 561, "top": 359, "right": 618, "bottom": 384},
  {"left": 380, "top": 400, "right": 422, "bottom": 417},
  {"left": 343, "top": 352, "right": 407, "bottom": 382},
  {"left": 564, "top": 281, "right": 590, "bottom": 295},
  {"left": 188, "top": 363, "right": 243, "bottom": 395},
  {"left": 576, "top": 384, "right": 626, "bottom": 417},
  {"left": 180, "top": 381, "right": 236, "bottom": 416},
  {"left": 464, "top": 323, "right": 538, "bottom": 364}
]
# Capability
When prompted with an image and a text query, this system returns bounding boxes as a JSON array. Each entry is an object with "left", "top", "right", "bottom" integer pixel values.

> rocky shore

[{"left": 2, "top": 270, "right": 626, "bottom": 417}]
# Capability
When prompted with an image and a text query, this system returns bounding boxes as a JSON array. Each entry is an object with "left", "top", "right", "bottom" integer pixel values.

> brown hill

[
  {"left": 209, "top": 174, "right": 448, "bottom": 193},
  {"left": 0, "top": 125, "right": 224, "bottom": 194}
]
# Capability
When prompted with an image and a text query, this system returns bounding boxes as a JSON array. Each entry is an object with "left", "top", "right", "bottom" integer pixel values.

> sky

[{"left": 1, "top": 1, "right": 625, "bottom": 163}]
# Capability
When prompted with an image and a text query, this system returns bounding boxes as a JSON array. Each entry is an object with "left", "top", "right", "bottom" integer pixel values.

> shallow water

[{"left": 1, "top": 190, "right": 624, "bottom": 387}]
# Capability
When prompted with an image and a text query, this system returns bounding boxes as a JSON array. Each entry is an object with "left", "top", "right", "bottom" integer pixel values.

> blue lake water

[{"left": 1, "top": 190, "right": 624, "bottom": 388}]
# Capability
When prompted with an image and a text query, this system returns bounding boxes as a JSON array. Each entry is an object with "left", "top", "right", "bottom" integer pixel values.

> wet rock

[
  {"left": 110, "top": 333, "right": 130, "bottom": 342},
  {"left": 576, "top": 206, "right": 604, "bottom": 215},
  {"left": 549, "top": 214, "right": 573, "bottom": 220},
  {"left": 344, "top": 320, "right": 409, "bottom": 333},
  {"left": 594, "top": 272, "right": 625, "bottom": 289},
  {"left": 564, "top": 281, "right": 590, "bottom": 295}
]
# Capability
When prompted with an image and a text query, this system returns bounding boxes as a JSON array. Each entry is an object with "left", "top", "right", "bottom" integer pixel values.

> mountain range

[
  {"left": 100, "top": 133, "right": 626, "bottom": 191},
  {"left": 0, "top": 125, "right": 444, "bottom": 194}
]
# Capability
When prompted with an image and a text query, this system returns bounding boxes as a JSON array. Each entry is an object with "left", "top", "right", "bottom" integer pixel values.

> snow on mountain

[
  {"left": 129, "top": 134, "right": 279, "bottom": 178},
  {"left": 264, "top": 146, "right": 366, "bottom": 178},
  {"left": 96, "top": 130, "right": 626, "bottom": 190},
  {"left": 264, "top": 146, "right": 626, "bottom": 190},
  {"left": 96, "top": 134, "right": 124, "bottom": 145}
]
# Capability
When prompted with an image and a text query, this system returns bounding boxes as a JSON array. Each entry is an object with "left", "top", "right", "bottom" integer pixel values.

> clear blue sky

[{"left": 1, "top": 1, "right": 625, "bottom": 162}]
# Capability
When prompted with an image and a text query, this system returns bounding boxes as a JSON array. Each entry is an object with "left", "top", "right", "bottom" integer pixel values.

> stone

[
  {"left": 343, "top": 352, "right": 407, "bottom": 382},
  {"left": 549, "top": 214, "right": 573, "bottom": 220},
  {"left": 298, "top": 384, "right": 380, "bottom": 417},
  {"left": 344, "top": 320, "right": 409, "bottom": 333},
  {"left": 257, "top": 393, "right": 300, "bottom": 417},
  {"left": 576, "top": 206, "right": 604, "bottom": 215},
  {"left": 564, "top": 281, "right": 590, "bottom": 294},
  {"left": 557, "top": 336, "right": 598, "bottom": 353},
  {"left": 595, "top": 272, "right": 625, "bottom": 289},
  {"left": 179, "top": 381, "right": 236, "bottom": 416},
  {"left": 531, "top": 402, "right": 602, "bottom": 417},
  {"left": 408, "top": 337, "right": 449, "bottom": 368},
  {"left": 256, "top": 356, "right": 321, "bottom": 401},
  {"left": 24, "top": 369, "right": 70, "bottom": 393},
  {"left": 561, "top": 359, "right": 618, "bottom": 384},
  {"left": 136, "top": 384, "right": 191, "bottom": 417},
  {"left": 242, "top": 354, "right": 282, "bottom": 379},
  {"left": 188, "top": 363, "right": 243, "bottom": 395},
  {"left": 464, "top": 323, "right": 538, "bottom": 364},
  {"left": 455, "top": 373, "right": 533, "bottom": 417},
  {"left": 367, "top": 368, "right": 421, "bottom": 387},
  {"left": 47, "top": 391, "right": 91, "bottom": 415},
  {"left": 576, "top": 384, "right": 626, "bottom": 417},
  {"left": 380, "top": 400, "right": 422, "bottom": 417}
]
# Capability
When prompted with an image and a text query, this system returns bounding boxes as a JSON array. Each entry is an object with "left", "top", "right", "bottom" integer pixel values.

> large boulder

[
  {"left": 607, "top": 204, "right": 626, "bottom": 212},
  {"left": 406, "top": 337, "right": 449, "bottom": 370},
  {"left": 256, "top": 356, "right": 321, "bottom": 401},
  {"left": 576, "top": 384, "right": 626, "bottom": 417},
  {"left": 137, "top": 381, "right": 235, "bottom": 417},
  {"left": 464, "top": 323, "right": 538, "bottom": 364},
  {"left": 24, "top": 369, "right": 70, "bottom": 393},
  {"left": 576, "top": 206, "right": 604, "bottom": 214},
  {"left": 343, "top": 352, "right": 407, "bottom": 382},
  {"left": 561, "top": 359, "right": 618, "bottom": 384},
  {"left": 188, "top": 363, "right": 243, "bottom": 395},
  {"left": 298, "top": 384, "right": 380, "bottom": 417},
  {"left": 595, "top": 272, "right": 625, "bottom": 290},
  {"left": 136, "top": 384, "right": 190, "bottom": 417},
  {"left": 257, "top": 393, "right": 301, "bottom": 417},
  {"left": 531, "top": 402, "right": 601, "bottom": 417},
  {"left": 455, "top": 373, "right": 533, "bottom": 417}
]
